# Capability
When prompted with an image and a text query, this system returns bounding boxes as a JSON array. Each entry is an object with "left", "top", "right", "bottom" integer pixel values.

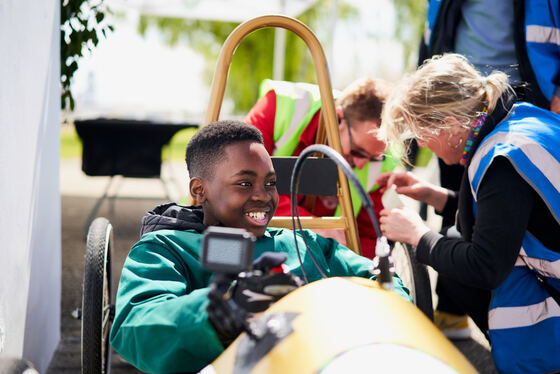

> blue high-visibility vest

[{"left": 468, "top": 102, "right": 560, "bottom": 373}]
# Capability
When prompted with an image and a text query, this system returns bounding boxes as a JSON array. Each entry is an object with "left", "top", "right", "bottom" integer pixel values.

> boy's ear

[{"left": 189, "top": 177, "right": 206, "bottom": 205}]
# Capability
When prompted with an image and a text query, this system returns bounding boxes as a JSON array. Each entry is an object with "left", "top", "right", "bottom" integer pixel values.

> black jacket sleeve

[
  {"left": 416, "top": 157, "right": 533, "bottom": 289},
  {"left": 437, "top": 189, "right": 458, "bottom": 226}
]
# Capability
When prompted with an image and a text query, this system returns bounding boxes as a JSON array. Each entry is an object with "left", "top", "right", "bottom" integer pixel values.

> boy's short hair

[
  {"left": 186, "top": 120, "right": 264, "bottom": 179},
  {"left": 336, "top": 77, "right": 393, "bottom": 124}
]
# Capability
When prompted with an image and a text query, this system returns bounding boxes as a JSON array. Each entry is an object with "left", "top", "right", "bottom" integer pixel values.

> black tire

[
  {"left": 391, "top": 242, "right": 434, "bottom": 321},
  {"left": 82, "top": 217, "right": 114, "bottom": 374}
]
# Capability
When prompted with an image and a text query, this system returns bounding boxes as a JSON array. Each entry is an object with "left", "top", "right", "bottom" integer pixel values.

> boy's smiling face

[{"left": 196, "top": 140, "right": 278, "bottom": 237}]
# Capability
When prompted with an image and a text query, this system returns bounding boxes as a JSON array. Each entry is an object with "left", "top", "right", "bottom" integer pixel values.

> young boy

[{"left": 109, "top": 120, "right": 410, "bottom": 373}]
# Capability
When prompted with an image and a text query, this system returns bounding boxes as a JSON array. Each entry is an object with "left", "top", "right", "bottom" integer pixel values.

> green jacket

[{"left": 110, "top": 204, "right": 410, "bottom": 373}]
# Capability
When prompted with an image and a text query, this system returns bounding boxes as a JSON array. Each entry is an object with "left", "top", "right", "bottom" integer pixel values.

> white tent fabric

[{"left": 0, "top": 0, "right": 61, "bottom": 372}]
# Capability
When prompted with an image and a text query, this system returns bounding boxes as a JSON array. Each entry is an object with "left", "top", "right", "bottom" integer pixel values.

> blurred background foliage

[
  {"left": 60, "top": 0, "right": 427, "bottom": 159},
  {"left": 61, "top": 0, "right": 426, "bottom": 114},
  {"left": 393, "top": 0, "right": 427, "bottom": 68},
  {"left": 137, "top": 0, "right": 361, "bottom": 113},
  {"left": 61, "top": 0, "right": 113, "bottom": 111},
  {"left": 136, "top": 0, "right": 426, "bottom": 114}
]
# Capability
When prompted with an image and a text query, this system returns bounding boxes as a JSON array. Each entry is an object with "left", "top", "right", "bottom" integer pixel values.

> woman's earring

[{"left": 448, "top": 134, "right": 463, "bottom": 149}]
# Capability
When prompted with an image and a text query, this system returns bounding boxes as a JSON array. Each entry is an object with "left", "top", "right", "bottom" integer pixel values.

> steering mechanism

[
  {"left": 370, "top": 236, "right": 395, "bottom": 290},
  {"left": 202, "top": 226, "right": 303, "bottom": 346},
  {"left": 203, "top": 227, "right": 257, "bottom": 344}
]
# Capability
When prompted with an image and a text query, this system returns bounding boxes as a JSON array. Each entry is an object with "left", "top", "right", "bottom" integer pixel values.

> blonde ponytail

[{"left": 483, "top": 71, "right": 511, "bottom": 113}]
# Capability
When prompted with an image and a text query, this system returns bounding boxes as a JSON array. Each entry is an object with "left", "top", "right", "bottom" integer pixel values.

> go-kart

[
  {"left": 198, "top": 144, "right": 477, "bottom": 374},
  {"left": 204, "top": 277, "right": 476, "bottom": 374}
]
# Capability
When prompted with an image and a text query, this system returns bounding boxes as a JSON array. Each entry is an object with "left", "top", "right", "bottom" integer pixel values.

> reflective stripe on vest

[
  {"left": 468, "top": 108, "right": 560, "bottom": 222},
  {"left": 259, "top": 79, "right": 324, "bottom": 156},
  {"left": 486, "top": 234, "right": 560, "bottom": 373},
  {"left": 515, "top": 248, "right": 560, "bottom": 278},
  {"left": 526, "top": 25, "right": 560, "bottom": 45},
  {"left": 489, "top": 234, "right": 560, "bottom": 330},
  {"left": 489, "top": 297, "right": 560, "bottom": 330},
  {"left": 467, "top": 103, "right": 560, "bottom": 373}
]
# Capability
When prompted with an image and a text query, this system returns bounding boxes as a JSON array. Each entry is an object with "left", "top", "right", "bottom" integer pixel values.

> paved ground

[
  {"left": 47, "top": 160, "right": 186, "bottom": 374},
  {"left": 46, "top": 159, "right": 498, "bottom": 373}
]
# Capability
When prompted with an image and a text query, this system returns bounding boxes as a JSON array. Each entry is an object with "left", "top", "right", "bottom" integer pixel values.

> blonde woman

[{"left": 377, "top": 53, "right": 560, "bottom": 373}]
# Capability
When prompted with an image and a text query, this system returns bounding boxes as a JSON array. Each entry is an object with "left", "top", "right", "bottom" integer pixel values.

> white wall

[{"left": 0, "top": 1, "right": 61, "bottom": 372}]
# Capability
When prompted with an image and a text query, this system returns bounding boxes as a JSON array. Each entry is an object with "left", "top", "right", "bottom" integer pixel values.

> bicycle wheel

[
  {"left": 391, "top": 242, "right": 434, "bottom": 321},
  {"left": 82, "top": 217, "right": 114, "bottom": 374}
]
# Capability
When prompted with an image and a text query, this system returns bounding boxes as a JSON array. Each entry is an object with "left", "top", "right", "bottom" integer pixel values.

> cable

[
  {"left": 289, "top": 144, "right": 384, "bottom": 281},
  {"left": 290, "top": 196, "right": 311, "bottom": 283},
  {"left": 293, "top": 145, "right": 382, "bottom": 237}
]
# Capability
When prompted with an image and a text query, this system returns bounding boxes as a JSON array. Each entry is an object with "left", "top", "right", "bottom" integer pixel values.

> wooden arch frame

[{"left": 204, "top": 15, "right": 361, "bottom": 254}]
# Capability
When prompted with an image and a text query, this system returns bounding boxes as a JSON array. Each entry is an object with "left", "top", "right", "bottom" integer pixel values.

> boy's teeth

[{"left": 247, "top": 212, "right": 266, "bottom": 220}]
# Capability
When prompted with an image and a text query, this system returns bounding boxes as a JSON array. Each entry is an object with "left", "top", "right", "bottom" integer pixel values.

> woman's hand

[
  {"left": 376, "top": 171, "right": 449, "bottom": 212},
  {"left": 379, "top": 206, "right": 431, "bottom": 247}
]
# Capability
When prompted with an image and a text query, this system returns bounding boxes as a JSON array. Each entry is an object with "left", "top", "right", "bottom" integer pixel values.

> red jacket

[{"left": 245, "top": 90, "right": 384, "bottom": 258}]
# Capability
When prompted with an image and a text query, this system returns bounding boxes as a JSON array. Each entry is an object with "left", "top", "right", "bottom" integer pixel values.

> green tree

[
  {"left": 137, "top": 1, "right": 426, "bottom": 113},
  {"left": 138, "top": 0, "right": 357, "bottom": 114},
  {"left": 61, "top": 0, "right": 113, "bottom": 110}
]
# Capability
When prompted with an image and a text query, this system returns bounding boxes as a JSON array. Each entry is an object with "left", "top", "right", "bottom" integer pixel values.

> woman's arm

[{"left": 416, "top": 157, "right": 534, "bottom": 289}]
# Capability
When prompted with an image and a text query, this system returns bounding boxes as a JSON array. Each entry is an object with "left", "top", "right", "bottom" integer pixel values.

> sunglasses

[{"left": 343, "top": 111, "right": 385, "bottom": 162}]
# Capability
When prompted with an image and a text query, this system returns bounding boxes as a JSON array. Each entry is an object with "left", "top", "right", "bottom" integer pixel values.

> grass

[
  {"left": 163, "top": 127, "right": 199, "bottom": 161},
  {"left": 60, "top": 125, "right": 82, "bottom": 159},
  {"left": 60, "top": 125, "right": 199, "bottom": 160}
]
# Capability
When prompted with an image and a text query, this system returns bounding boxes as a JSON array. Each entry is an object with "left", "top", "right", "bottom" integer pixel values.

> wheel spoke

[{"left": 392, "top": 243, "right": 416, "bottom": 301}]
